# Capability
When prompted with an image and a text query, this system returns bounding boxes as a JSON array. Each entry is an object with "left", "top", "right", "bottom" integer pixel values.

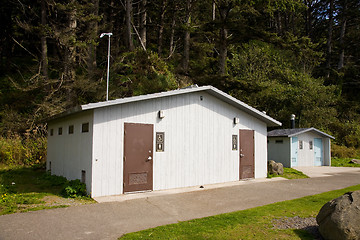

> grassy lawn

[
  {"left": 268, "top": 167, "right": 309, "bottom": 179},
  {"left": 0, "top": 166, "right": 95, "bottom": 215},
  {"left": 332, "top": 157, "right": 360, "bottom": 167},
  {"left": 120, "top": 184, "right": 360, "bottom": 240}
]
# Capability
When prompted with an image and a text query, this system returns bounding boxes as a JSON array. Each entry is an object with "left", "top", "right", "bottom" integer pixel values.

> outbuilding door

[
  {"left": 291, "top": 137, "right": 298, "bottom": 167},
  {"left": 239, "top": 129, "right": 254, "bottom": 179},
  {"left": 123, "top": 123, "right": 153, "bottom": 193},
  {"left": 314, "top": 138, "right": 323, "bottom": 166}
]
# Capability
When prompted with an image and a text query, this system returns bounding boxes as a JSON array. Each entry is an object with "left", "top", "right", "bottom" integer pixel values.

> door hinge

[{"left": 123, "top": 156, "right": 126, "bottom": 162}]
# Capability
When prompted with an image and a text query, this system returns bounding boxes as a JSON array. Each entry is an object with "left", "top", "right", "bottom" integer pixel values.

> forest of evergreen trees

[{"left": 0, "top": 0, "right": 359, "bottom": 149}]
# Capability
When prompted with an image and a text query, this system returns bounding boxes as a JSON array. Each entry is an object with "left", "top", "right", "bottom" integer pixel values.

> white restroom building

[
  {"left": 267, "top": 128, "right": 334, "bottom": 168},
  {"left": 46, "top": 85, "right": 281, "bottom": 197}
]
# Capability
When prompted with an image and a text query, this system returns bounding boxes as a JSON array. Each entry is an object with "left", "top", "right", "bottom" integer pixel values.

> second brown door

[
  {"left": 239, "top": 129, "right": 255, "bottom": 179},
  {"left": 123, "top": 123, "right": 153, "bottom": 193}
]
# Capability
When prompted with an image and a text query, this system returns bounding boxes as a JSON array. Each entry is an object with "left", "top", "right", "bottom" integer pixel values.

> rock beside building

[
  {"left": 316, "top": 190, "right": 360, "bottom": 240},
  {"left": 268, "top": 160, "right": 284, "bottom": 175},
  {"left": 349, "top": 159, "right": 360, "bottom": 165}
]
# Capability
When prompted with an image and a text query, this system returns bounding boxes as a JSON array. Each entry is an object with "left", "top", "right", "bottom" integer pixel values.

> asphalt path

[{"left": 0, "top": 167, "right": 359, "bottom": 240}]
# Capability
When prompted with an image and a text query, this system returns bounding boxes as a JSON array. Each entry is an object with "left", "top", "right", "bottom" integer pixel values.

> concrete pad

[
  {"left": 94, "top": 177, "right": 287, "bottom": 203},
  {"left": 294, "top": 166, "right": 360, "bottom": 178}
]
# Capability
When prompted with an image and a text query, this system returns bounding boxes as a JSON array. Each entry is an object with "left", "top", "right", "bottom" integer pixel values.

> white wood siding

[
  {"left": 47, "top": 111, "right": 93, "bottom": 193},
  {"left": 92, "top": 92, "right": 268, "bottom": 197},
  {"left": 297, "top": 132, "right": 325, "bottom": 166}
]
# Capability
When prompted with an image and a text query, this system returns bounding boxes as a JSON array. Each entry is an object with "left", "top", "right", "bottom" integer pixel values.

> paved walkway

[{"left": 0, "top": 167, "right": 360, "bottom": 240}]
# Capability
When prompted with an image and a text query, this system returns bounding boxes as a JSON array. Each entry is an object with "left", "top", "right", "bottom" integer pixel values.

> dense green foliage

[
  {"left": 0, "top": 134, "right": 47, "bottom": 166},
  {"left": 0, "top": 0, "right": 360, "bottom": 149},
  {"left": 120, "top": 185, "right": 360, "bottom": 239},
  {"left": 331, "top": 144, "right": 360, "bottom": 158},
  {"left": 0, "top": 166, "right": 92, "bottom": 215}
]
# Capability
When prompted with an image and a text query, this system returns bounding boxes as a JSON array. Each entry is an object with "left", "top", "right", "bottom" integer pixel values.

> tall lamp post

[{"left": 100, "top": 33, "right": 113, "bottom": 101}]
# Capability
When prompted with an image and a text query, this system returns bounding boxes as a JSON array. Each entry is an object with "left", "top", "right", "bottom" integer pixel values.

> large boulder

[
  {"left": 316, "top": 190, "right": 360, "bottom": 240},
  {"left": 268, "top": 160, "right": 284, "bottom": 175}
]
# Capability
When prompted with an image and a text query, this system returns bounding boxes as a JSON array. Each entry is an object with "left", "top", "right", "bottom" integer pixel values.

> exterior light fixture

[
  {"left": 234, "top": 117, "right": 239, "bottom": 124},
  {"left": 158, "top": 110, "right": 165, "bottom": 119}
]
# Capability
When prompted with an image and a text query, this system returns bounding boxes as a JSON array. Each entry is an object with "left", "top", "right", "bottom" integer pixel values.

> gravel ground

[{"left": 272, "top": 216, "right": 324, "bottom": 239}]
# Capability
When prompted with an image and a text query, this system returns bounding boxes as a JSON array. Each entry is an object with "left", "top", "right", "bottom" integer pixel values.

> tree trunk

[
  {"left": 338, "top": 0, "right": 347, "bottom": 70},
  {"left": 276, "top": 11, "right": 282, "bottom": 35},
  {"left": 326, "top": 0, "right": 334, "bottom": 79},
  {"left": 64, "top": 7, "right": 77, "bottom": 81},
  {"left": 125, "top": 0, "right": 134, "bottom": 51},
  {"left": 139, "top": 0, "right": 146, "bottom": 48},
  {"left": 219, "top": 26, "right": 227, "bottom": 75},
  {"left": 157, "top": 0, "right": 167, "bottom": 55},
  {"left": 182, "top": 0, "right": 191, "bottom": 72},
  {"left": 41, "top": 0, "right": 48, "bottom": 81},
  {"left": 64, "top": 3, "right": 77, "bottom": 104},
  {"left": 217, "top": 0, "right": 232, "bottom": 75},
  {"left": 169, "top": 10, "right": 176, "bottom": 57},
  {"left": 305, "top": 0, "right": 312, "bottom": 38},
  {"left": 87, "top": 0, "right": 99, "bottom": 79}
]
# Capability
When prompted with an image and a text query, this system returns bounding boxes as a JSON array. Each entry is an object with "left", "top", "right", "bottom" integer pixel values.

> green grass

[
  {"left": 120, "top": 184, "right": 360, "bottom": 240},
  {"left": 0, "top": 166, "right": 95, "bottom": 215},
  {"left": 268, "top": 167, "right": 309, "bottom": 179},
  {"left": 331, "top": 157, "right": 360, "bottom": 167}
]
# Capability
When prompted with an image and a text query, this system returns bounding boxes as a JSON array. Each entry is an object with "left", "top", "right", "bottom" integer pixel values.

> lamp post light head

[{"left": 100, "top": 33, "right": 113, "bottom": 38}]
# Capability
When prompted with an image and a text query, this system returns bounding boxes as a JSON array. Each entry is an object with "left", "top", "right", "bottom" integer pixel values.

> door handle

[
  {"left": 240, "top": 154, "right": 245, "bottom": 158},
  {"left": 146, "top": 156, "right": 152, "bottom": 162}
]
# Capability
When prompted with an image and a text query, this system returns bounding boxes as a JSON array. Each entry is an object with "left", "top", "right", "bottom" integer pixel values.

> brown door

[
  {"left": 239, "top": 129, "right": 255, "bottom": 179},
  {"left": 123, "top": 123, "right": 153, "bottom": 193}
]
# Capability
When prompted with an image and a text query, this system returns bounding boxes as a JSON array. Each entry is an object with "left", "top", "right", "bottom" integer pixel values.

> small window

[
  {"left": 68, "top": 125, "right": 74, "bottom": 134},
  {"left": 50, "top": 129, "right": 54, "bottom": 136},
  {"left": 275, "top": 140, "right": 283, "bottom": 144},
  {"left": 232, "top": 135, "right": 238, "bottom": 150},
  {"left": 299, "top": 140, "right": 303, "bottom": 149},
  {"left": 82, "top": 123, "right": 89, "bottom": 133},
  {"left": 309, "top": 141, "right": 313, "bottom": 150},
  {"left": 58, "top": 127, "right": 62, "bottom": 135}
]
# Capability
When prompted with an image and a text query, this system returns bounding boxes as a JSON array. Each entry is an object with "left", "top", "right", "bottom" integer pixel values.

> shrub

[
  {"left": 331, "top": 144, "right": 360, "bottom": 158},
  {"left": 41, "top": 172, "right": 68, "bottom": 186},
  {"left": 61, "top": 179, "right": 87, "bottom": 198}
]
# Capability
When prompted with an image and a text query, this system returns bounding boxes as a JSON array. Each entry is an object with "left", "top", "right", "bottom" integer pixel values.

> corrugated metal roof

[
  {"left": 48, "top": 85, "right": 282, "bottom": 127},
  {"left": 268, "top": 128, "right": 335, "bottom": 139}
]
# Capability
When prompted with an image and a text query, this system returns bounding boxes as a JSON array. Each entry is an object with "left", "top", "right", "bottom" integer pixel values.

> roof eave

[
  {"left": 46, "top": 85, "right": 282, "bottom": 127},
  {"left": 205, "top": 87, "right": 282, "bottom": 127},
  {"left": 288, "top": 128, "right": 335, "bottom": 139}
]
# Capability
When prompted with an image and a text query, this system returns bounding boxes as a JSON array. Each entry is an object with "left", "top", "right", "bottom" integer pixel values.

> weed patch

[
  {"left": 0, "top": 166, "right": 94, "bottom": 215},
  {"left": 332, "top": 157, "right": 360, "bottom": 167},
  {"left": 268, "top": 168, "right": 308, "bottom": 179}
]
